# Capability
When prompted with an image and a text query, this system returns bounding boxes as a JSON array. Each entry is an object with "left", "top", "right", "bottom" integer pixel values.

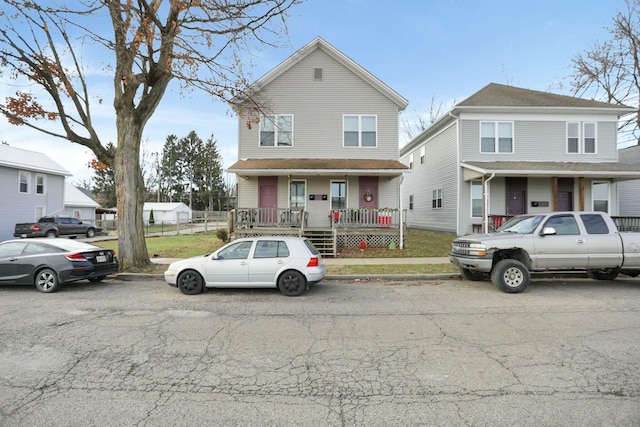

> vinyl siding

[
  {"left": 460, "top": 118, "right": 619, "bottom": 162},
  {"left": 0, "top": 166, "right": 65, "bottom": 241},
  {"left": 238, "top": 49, "right": 400, "bottom": 162},
  {"left": 402, "top": 123, "right": 458, "bottom": 233}
]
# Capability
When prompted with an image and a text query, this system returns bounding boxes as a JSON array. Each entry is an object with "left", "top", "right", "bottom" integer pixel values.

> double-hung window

[
  {"left": 409, "top": 153, "right": 414, "bottom": 169},
  {"left": 331, "top": 181, "right": 347, "bottom": 209},
  {"left": 344, "top": 115, "right": 376, "bottom": 147},
  {"left": 36, "top": 174, "right": 45, "bottom": 195},
  {"left": 592, "top": 181, "right": 609, "bottom": 212},
  {"left": 260, "top": 114, "right": 293, "bottom": 147},
  {"left": 567, "top": 122, "right": 596, "bottom": 154},
  {"left": 19, "top": 171, "right": 30, "bottom": 194},
  {"left": 290, "top": 180, "right": 306, "bottom": 210},
  {"left": 480, "top": 122, "right": 513, "bottom": 153},
  {"left": 420, "top": 147, "right": 425, "bottom": 164},
  {"left": 432, "top": 188, "right": 443, "bottom": 209},
  {"left": 471, "top": 180, "right": 483, "bottom": 217}
]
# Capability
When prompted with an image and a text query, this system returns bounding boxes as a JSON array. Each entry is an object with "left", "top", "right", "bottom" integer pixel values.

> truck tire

[
  {"left": 587, "top": 268, "right": 620, "bottom": 280},
  {"left": 491, "top": 259, "right": 530, "bottom": 293},
  {"left": 460, "top": 267, "right": 487, "bottom": 281},
  {"left": 45, "top": 230, "right": 57, "bottom": 238}
]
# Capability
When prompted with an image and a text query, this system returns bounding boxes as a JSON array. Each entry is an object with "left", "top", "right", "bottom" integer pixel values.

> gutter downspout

[{"left": 483, "top": 173, "right": 496, "bottom": 233}]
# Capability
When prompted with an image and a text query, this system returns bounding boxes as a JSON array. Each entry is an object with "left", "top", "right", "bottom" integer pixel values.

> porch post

[
  {"left": 579, "top": 177, "right": 585, "bottom": 211},
  {"left": 551, "top": 177, "right": 558, "bottom": 211}
]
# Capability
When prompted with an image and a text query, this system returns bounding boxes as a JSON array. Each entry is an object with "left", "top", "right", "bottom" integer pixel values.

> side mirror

[
  {"left": 211, "top": 253, "right": 219, "bottom": 260},
  {"left": 541, "top": 226, "right": 557, "bottom": 236}
]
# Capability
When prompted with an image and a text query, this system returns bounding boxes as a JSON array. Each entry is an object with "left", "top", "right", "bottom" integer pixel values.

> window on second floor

[
  {"left": 409, "top": 153, "right": 414, "bottom": 169},
  {"left": 19, "top": 171, "right": 30, "bottom": 194},
  {"left": 567, "top": 122, "right": 596, "bottom": 154},
  {"left": 409, "top": 194, "right": 414, "bottom": 210},
  {"left": 432, "top": 188, "right": 443, "bottom": 209},
  {"left": 480, "top": 122, "right": 513, "bottom": 153},
  {"left": 36, "top": 174, "right": 45, "bottom": 195},
  {"left": 260, "top": 114, "right": 293, "bottom": 147},
  {"left": 344, "top": 115, "right": 376, "bottom": 147},
  {"left": 420, "top": 146, "right": 425, "bottom": 164}
]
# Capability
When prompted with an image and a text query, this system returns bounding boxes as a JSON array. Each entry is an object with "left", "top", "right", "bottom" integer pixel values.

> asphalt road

[{"left": 1, "top": 276, "right": 639, "bottom": 426}]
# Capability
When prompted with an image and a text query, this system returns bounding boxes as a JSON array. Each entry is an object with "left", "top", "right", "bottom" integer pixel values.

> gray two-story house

[
  {"left": 229, "top": 37, "right": 409, "bottom": 252},
  {"left": 400, "top": 83, "right": 640, "bottom": 235},
  {"left": 0, "top": 144, "right": 70, "bottom": 241}
]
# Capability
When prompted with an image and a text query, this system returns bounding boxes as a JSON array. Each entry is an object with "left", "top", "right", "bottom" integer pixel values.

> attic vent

[{"left": 313, "top": 67, "right": 323, "bottom": 81}]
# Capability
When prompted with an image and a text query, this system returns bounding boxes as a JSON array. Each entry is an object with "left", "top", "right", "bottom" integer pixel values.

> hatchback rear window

[{"left": 303, "top": 239, "right": 320, "bottom": 255}]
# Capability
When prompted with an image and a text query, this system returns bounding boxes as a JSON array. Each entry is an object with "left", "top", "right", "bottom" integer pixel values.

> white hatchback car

[{"left": 164, "top": 236, "right": 326, "bottom": 296}]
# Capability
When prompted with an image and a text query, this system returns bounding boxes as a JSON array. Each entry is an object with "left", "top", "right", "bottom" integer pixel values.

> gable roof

[
  {"left": 457, "top": 83, "right": 634, "bottom": 112},
  {"left": 248, "top": 37, "right": 408, "bottom": 110},
  {"left": 0, "top": 144, "right": 70, "bottom": 176},
  {"left": 65, "top": 183, "right": 100, "bottom": 208}
]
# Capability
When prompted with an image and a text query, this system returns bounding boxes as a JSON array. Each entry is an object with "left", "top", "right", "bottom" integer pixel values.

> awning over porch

[
  {"left": 460, "top": 161, "right": 640, "bottom": 181},
  {"left": 228, "top": 158, "right": 409, "bottom": 178}
]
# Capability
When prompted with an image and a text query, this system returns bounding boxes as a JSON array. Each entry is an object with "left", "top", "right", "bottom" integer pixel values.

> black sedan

[{"left": 0, "top": 239, "right": 118, "bottom": 293}]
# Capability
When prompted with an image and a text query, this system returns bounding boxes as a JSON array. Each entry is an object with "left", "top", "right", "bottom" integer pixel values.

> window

[
  {"left": 331, "top": 181, "right": 347, "bottom": 209},
  {"left": 480, "top": 122, "right": 513, "bottom": 153},
  {"left": 545, "top": 215, "right": 580, "bottom": 235},
  {"left": 567, "top": 122, "right": 596, "bottom": 154},
  {"left": 36, "top": 174, "right": 45, "bottom": 195},
  {"left": 260, "top": 114, "right": 293, "bottom": 147},
  {"left": 254, "top": 241, "right": 290, "bottom": 258},
  {"left": 409, "top": 153, "right": 414, "bottom": 169},
  {"left": 19, "top": 171, "right": 30, "bottom": 193},
  {"left": 432, "top": 188, "right": 442, "bottom": 209},
  {"left": 471, "top": 180, "right": 483, "bottom": 217},
  {"left": 592, "top": 181, "right": 609, "bottom": 212},
  {"left": 409, "top": 195, "right": 414, "bottom": 210},
  {"left": 290, "top": 181, "right": 305, "bottom": 209},
  {"left": 344, "top": 115, "right": 376, "bottom": 147},
  {"left": 218, "top": 241, "right": 253, "bottom": 260},
  {"left": 313, "top": 67, "right": 323, "bottom": 81},
  {"left": 580, "top": 214, "right": 610, "bottom": 234},
  {"left": 420, "top": 147, "right": 425, "bottom": 164}
]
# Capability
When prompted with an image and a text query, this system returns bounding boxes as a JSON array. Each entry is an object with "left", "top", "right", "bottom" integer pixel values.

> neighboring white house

[
  {"left": 0, "top": 144, "right": 70, "bottom": 241},
  {"left": 400, "top": 83, "right": 640, "bottom": 235},
  {"left": 143, "top": 202, "right": 192, "bottom": 224},
  {"left": 63, "top": 183, "right": 100, "bottom": 221},
  {"left": 617, "top": 144, "right": 640, "bottom": 216}
]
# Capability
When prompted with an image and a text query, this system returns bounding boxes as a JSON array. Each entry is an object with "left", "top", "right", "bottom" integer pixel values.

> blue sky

[{"left": 0, "top": 0, "right": 625, "bottom": 183}]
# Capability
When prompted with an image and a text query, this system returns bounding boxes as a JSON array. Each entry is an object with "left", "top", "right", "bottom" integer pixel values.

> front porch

[{"left": 231, "top": 207, "right": 403, "bottom": 256}]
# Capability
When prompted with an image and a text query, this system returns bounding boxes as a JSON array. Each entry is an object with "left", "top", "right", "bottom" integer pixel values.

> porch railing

[
  {"left": 330, "top": 208, "right": 400, "bottom": 229},
  {"left": 235, "top": 208, "right": 308, "bottom": 229}
]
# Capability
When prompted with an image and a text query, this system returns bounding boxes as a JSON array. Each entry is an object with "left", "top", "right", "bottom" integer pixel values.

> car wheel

[
  {"left": 86, "top": 228, "right": 96, "bottom": 238},
  {"left": 460, "top": 267, "right": 487, "bottom": 281},
  {"left": 491, "top": 259, "right": 530, "bottom": 293},
  {"left": 35, "top": 268, "right": 60, "bottom": 293},
  {"left": 278, "top": 270, "right": 306, "bottom": 296},
  {"left": 88, "top": 276, "right": 106, "bottom": 283},
  {"left": 587, "top": 268, "right": 620, "bottom": 280},
  {"left": 46, "top": 230, "right": 57, "bottom": 238},
  {"left": 177, "top": 270, "right": 204, "bottom": 295}
]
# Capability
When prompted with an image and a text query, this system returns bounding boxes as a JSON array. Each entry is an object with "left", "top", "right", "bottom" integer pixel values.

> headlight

[{"left": 468, "top": 243, "right": 488, "bottom": 256}]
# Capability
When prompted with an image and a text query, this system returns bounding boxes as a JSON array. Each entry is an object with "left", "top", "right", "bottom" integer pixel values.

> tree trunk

[{"left": 115, "top": 115, "right": 150, "bottom": 270}]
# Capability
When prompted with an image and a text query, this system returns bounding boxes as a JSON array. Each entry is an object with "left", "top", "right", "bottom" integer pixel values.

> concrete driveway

[{"left": 1, "top": 276, "right": 639, "bottom": 426}]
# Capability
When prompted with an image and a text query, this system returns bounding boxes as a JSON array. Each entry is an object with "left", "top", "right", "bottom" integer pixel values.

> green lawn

[{"left": 99, "top": 229, "right": 459, "bottom": 275}]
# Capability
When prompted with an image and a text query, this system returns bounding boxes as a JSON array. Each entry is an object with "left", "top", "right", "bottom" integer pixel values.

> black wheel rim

[
  {"left": 282, "top": 273, "right": 302, "bottom": 295},
  {"left": 179, "top": 273, "right": 199, "bottom": 293}
]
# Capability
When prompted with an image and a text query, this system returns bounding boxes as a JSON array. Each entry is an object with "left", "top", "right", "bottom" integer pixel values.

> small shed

[{"left": 143, "top": 202, "right": 192, "bottom": 224}]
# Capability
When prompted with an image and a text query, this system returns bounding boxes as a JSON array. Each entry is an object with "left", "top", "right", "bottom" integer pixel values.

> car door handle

[
  {"left": 576, "top": 239, "right": 586, "bottom": 244},
  {"left": 9, "top": 257, "right": 19, "bottom": 261}
]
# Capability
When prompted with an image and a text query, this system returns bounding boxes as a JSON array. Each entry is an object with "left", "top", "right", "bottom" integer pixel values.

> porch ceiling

[
  {"left": 228, "top": 158, "right": 409, "bottom": 177},
  {"left": 461, "top": 161, "right": 640, "bottom": 181}
]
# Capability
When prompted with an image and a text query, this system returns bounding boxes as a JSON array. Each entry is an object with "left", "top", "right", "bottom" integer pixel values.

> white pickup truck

[{"left": 449, "top": 211, "right": 640, "bottom": 293}]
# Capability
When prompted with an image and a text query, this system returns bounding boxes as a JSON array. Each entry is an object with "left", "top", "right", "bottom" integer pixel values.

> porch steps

[{"left": 301, "top": 228, "right": 337, "bottom": 257}]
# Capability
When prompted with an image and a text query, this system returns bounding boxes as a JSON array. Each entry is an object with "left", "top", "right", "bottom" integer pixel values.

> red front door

[{"left": 258, "top": 176, "right": 277, "bottom": 223}]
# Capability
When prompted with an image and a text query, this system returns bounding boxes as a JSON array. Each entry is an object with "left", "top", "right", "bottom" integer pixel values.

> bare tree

[
  {"left": 401, "top": 94, "right": 456, "bottom": 143},
  {"left": 0, "top": 0, "right": 299, "bottom": 269},
  {"left": 569, "top": 0, "right": 640, "bottom": 145}
]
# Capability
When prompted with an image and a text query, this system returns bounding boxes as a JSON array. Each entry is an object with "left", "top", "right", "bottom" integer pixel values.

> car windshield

[{"left": 496, "top": 215, "right": 544, "bottom": 234}]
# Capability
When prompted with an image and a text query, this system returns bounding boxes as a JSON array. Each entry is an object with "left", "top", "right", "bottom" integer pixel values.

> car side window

[
  {"left": 217, "top": 241, "right": 253, "bottom": 260},
  {"left": 580, "top": 214, "right": 610, "bottom": 234},
  {"left": 254, "top": 241, "right": 290, "bottom": 258},
  {"left": 545, "top": 216, "right": 580, "bottom": 235},
  {"left": 0, "top": 242, "right": 28, "bottom": 257},
  {"left": 23, "top": 243, "right": 56, "bottom": 255}
]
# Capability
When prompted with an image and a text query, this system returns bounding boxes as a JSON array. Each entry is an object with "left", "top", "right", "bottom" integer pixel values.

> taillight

[
  {"left": 33, "top": 225, "right": 41, "bottom": 231},
  {"left": 307, "top": 257, "right": 319, "bottom": 267},
  {"left": 65, "top": 253, "right": 87, "bottom": 261}
]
